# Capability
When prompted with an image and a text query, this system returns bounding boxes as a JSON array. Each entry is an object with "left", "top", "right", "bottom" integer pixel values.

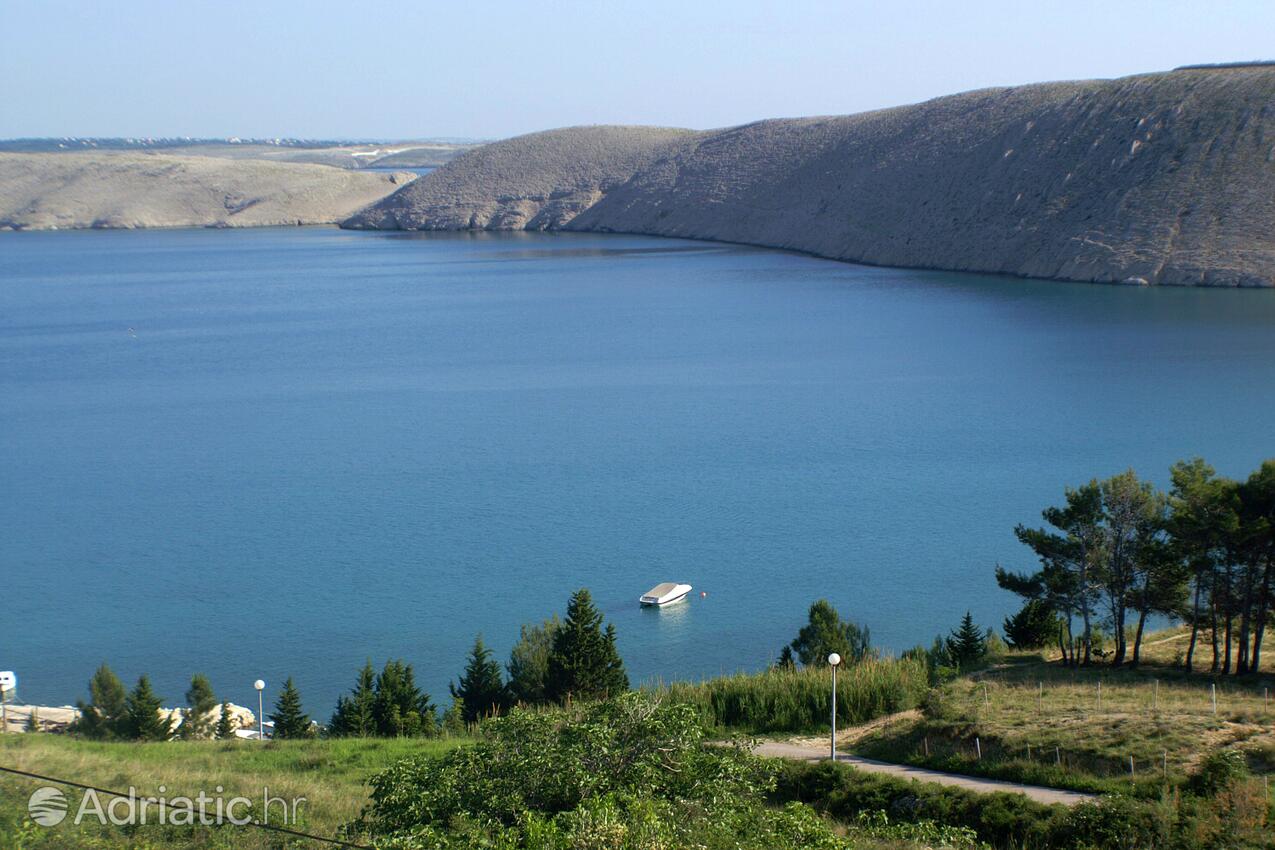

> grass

[
  {"left": 0, "top": 733, "right": 469, "bottom": 849},
  {"left": 849, "top": 631, "right": 1275, "bottom": 796},
  {"left": 654, "top": 657, "right": 930, "bottom": 734}
]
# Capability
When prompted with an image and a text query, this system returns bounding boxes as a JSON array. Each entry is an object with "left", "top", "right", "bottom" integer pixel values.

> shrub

[
  {"left": 656, "top": 657, "right": 928, "bottom": 733},
  {"left": 349, "top": 693, "right": 849, "bottom": 849}
]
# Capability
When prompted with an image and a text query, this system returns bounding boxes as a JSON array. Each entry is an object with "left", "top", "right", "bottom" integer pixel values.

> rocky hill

[
  {"left": 0, "top": 153, "right": 415, "bottom": 230},
  {"left": 346, "top": 66, "right": 1275, "bottom": 287}
]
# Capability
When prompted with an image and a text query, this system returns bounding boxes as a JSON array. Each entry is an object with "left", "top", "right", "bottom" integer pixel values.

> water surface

[{"left": 3, "top": 227, "right": 1273, "bottom": 712}]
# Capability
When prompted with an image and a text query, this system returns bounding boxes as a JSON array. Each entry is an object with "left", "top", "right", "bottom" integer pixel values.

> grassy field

[
  {"left": 0, "top": 734, "right": 468, "bottom": 849},
  {"left": 850, "top": 629, "right": 1275, "bottom": 796}
]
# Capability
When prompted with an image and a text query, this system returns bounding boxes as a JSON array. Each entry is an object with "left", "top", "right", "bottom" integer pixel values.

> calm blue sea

[{"left": 3, "top": 227, "right": 1274, "bottom": 715}]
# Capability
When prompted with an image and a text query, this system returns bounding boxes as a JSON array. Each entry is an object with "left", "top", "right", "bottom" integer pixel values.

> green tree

[
  {"left": 214, "top": 701, "right": 235, "bottom": 739},
  {"left": 178, "top": 674, "right": 217, "bottom": 740},
  {"left": 1001, "top": 599, "right": 1061, "bottom": 649},
  {"left": 945, "top": 612, "right": 988, "bottom": 669},
  {"left": 373, "top": 660, "right": 436, "bottom": 736},
  {"left": 1169, "top": 459, "right": 1239, "bottom": 673},
  {"left": 1003, "top": 481, "right": 1105, "bottom": 665},
  {"left": 329, "top": 660, "right": 378, "bottom": 737},
  {"left": 777, "top": 645, "right": 796, "bottom": 669},
  {"left": 71, "top": 663, "right": 129, "bottom": 740},
  {"left": 506, "top": 616, "right": 561, "bottom": 706},
  {"left": 440, "top": 698, "right": 467, "bottom": 737},
  {"left": 451, "top": 635, "right": 509, "bottom": 723},
  {"left": 1235, "top": 460, "right": 1275, "bottom": 674},
  {"left": 121, "top": 675, "right": 174, "bottom": 741},
  {"left": 545, "top": 589, "right": 629, "bottom": 702},
  {"left": 788, "top": 599, "right": 871, "bottom": 666},
  {"left": 269, "top": 677, "right": 314, "bottom": 739}
]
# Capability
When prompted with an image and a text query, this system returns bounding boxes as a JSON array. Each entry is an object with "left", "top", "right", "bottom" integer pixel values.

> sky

[{"left": 3, "top": 0, "right": 1273, "bottom": 141}]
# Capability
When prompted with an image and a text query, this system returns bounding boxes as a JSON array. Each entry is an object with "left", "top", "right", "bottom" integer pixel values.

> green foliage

[
  {"left": 178, "top": 673, "right": 217, "bottom": 740},
  {"left": 946, "top": 611, "right": 989, "bottom": 669},
  {"left": 507, "top": 615, "right": 560, "bottom": 705},
  {"left": 120, "top": 675, "right": 173, "bottom": 741},
  {"left": 545, "top": 588, "right": 628, "bottom": 703},
  {"left": 329, "top": 660, "right": 377, "bottom": 737},
  {"left": 1003, "top": 600, "right": 1061, "bottom": 649},
  {"left": 351, "top": 693, "right": 848, "bottom": 850},
  {"left": 214, "top": 701, "right": 235, "bottom": 739},
  {"left": 71, "top": 663, "right": 128, "bottom": 740},
  {"left": 268, "top": 676, "right": 314, "bottom": 739},
  {"left": 657, "top": 657, "right": 928, "bottom": 733},
  {"left": 1189, "top": 749, "right": 1251, "bottom": 797},
  {"left": 371, "top": 659, "right": 436, "bottom": 737},
  {"left": 788, "top": 599, "right": 871, "bottom": 666},
  {"left": 450, "top": 635, "right": 509, "bottom": 722},
  {"left": 440, "top": 698, "right": 468, "bottom": 737},
  {"left": 772, "top": 758, "right": 1203, "bottom": 850}
]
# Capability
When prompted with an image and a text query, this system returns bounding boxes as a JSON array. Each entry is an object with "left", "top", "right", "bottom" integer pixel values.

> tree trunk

[
  {"left": 1251, "top": 551, "right": 1273, "bottom": 673},
  {"left": 1186, "top": 577, "right": 1203, "bottom": 673},
  {"left": 1131, "top": 609, "right": 1149, "bottom": 667}
]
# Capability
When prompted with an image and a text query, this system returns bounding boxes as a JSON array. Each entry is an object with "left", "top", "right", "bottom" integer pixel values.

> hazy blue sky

[{"left": 3, "top": 0, "right": 1272, "bottom": 140}]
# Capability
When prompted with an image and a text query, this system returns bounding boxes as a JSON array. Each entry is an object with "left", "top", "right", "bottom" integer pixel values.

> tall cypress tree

[
  {"left": 451, "top": 635, "right": 509, "bottom": 722},
  {"left": 121, "top": 675, "right": 174, "bottom": 741},
  {"left": 179, "top": 674, "right": 217, "bottom": 740},
  {"left": 545, "top": 588, "right": 629, "bottom": 702},
  {"left": 269, "top": 677, "right": 314, "bottom": 739},
  {"left": 72, "top": 663, "right": 129, "bottom": 740},
  {"left": 329, "top": 660, "right": 378, "bottom": 737}
]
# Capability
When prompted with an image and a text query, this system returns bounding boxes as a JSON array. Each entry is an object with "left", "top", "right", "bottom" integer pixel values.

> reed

[{"left": 654, "top": 657, "right": 929, "bottom": 733}]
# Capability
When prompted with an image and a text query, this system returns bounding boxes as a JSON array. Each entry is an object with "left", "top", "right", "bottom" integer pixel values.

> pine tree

[
  {"left": 451, "top": 635, "right": 509, "bottom": 722},
  {"left": 945, "top": 611, "right": 988, "bottom": 669},
  {"left": 788, "top": 600, "right": 872, "bottom": 666},
  {"left": 1002, "top": 600, "right": 1060, "bottom": 649},
  {"left": 24, "top": 708, "right": 40, "bottom": 733},
  {"left": 121, "top": 676, "right": 174, "bottom": 741},
  {"left": 440, "top": 698, "right": 468, "bottom": 737},
  {"left": 329, "top": 660, "right": 378, "bottom": 737},
  {"left": 179, "top": 674, "right": 217, "bottom": 740},
  {"left": 507, "top": 616, "right": 561, "bottom": 706},
  {"left": 269, "top": 677, "right": 313, "bottom": 739},
  {"left": 72, "top": 663, "right": 129, "bottom": 740},
  {"left": 214, "top": 702, "right": 235, "bottom": 739},
  {"left": 777, "top": 645, "right": 796, "bottom": 669},
  {"left": 545, "top": 588, "right": 629, "bottom": 703},
  {"left": 372, "top": 660, "right": 435, "bottom": 737}
]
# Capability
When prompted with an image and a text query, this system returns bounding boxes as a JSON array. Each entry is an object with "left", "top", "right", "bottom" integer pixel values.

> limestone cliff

[{"left": 346, "top": 67, "right": 1275, "bottom": 287}]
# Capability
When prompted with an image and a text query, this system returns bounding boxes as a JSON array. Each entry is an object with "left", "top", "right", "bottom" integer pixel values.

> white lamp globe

[
  {"left": 827, "top": 652, "right": 842, "bottom": 667},
  {"left": 254, "top": 679, "right": 265, "bottom": 691}
]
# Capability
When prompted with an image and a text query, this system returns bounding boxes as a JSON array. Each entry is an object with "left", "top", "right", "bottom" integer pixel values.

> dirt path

[{"left": 753, "top": 740, "right": 1099, "bottom": 806}]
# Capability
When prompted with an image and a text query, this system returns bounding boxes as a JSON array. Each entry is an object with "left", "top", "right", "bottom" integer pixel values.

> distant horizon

[{"left": 4, "top": 0, "right": 1275, "bottom": 139}]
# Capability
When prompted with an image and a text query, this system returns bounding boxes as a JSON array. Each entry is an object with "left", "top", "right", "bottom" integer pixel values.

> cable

[{"left": 0, "top": 763, "right": 374, "bottom": 849}]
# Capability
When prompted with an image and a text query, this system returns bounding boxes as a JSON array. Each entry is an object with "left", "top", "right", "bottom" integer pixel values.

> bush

[
  {"left": 772, "top": 759, "right": 1195, "bottom": 850},
  {"left": 656, "top": 657, "right": 928, "bottom": 733},
  {"left": 349, "top": 693, "right": 850, "bottom": 849}
]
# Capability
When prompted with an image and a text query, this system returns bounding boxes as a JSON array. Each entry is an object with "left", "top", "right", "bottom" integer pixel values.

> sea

[{"left": 3, "top": 226, "right": 1273, "bottom": 714}]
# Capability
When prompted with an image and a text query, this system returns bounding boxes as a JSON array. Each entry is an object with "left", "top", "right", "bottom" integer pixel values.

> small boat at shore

[{"left": 639, "top": 582, "right": 693, "bottom": 606}]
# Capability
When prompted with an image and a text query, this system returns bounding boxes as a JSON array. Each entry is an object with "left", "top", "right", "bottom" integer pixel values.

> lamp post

[
  {"left": 253, "top": 679, "right": 265, "bottom": 741},
  {"left": 827, "top": 652, "right": 842, "bottom": 760}
]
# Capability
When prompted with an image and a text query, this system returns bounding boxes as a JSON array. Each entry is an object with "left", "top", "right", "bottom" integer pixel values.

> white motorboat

[{"left": 639, "top": 582, "right": 693, "bottom": 606}]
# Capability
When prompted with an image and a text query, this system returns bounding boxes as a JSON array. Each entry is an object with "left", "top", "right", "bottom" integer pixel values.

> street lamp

[
  {"left": 253, "top": 680, "right": 265, "bottom": 741},
  {"left": 827, "top": 653, "right": 842, "bottom": 760}
]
